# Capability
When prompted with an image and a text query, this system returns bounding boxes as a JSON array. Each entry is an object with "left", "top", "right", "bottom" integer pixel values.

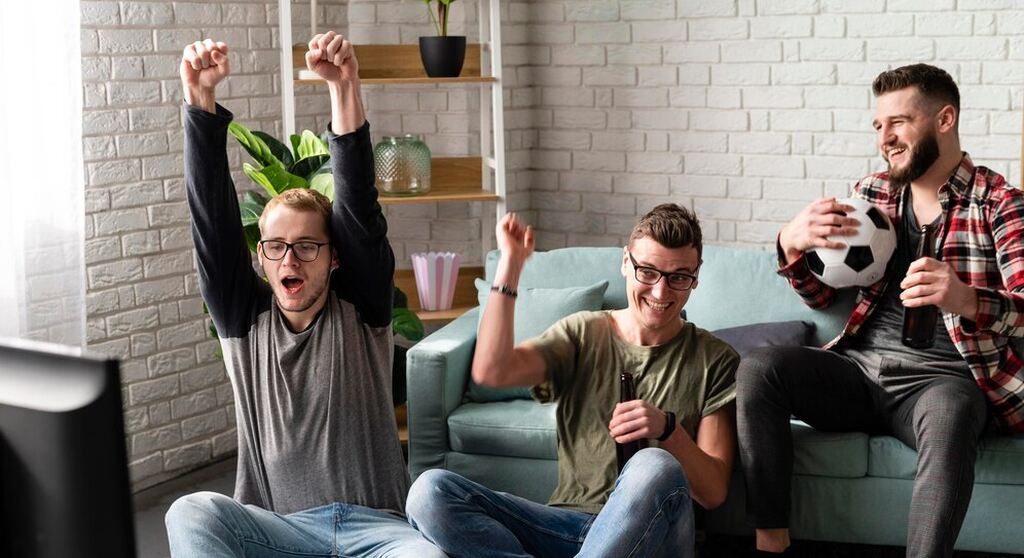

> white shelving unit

[{"left": 275, "top": 0, "right": 507, "bottom": 321}]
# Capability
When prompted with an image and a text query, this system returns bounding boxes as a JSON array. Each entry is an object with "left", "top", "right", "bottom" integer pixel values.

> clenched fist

[
  {"left": 496, "top": 213, "right": 535, "bottom": 269},
  {"left": 180, "top": 39, "right": 229, "bottom": 113},
  {"left": 305, "top": 31, "right": 359, "bottom": 84}
]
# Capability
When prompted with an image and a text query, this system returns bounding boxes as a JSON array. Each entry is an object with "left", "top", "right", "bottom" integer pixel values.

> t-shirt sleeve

[
  {"left": 701, "top": 344, "right": 739, "bottom": 417},
  {"left": 526, "top": 314, "right": 582, "bottom": 404}
]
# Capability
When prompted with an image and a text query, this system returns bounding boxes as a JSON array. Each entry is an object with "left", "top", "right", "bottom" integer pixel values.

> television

[{"left": 0, "top": 337, "right": 136, "bottom": 557}]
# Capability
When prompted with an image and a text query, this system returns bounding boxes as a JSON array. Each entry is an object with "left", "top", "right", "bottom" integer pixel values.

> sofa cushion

[
  {"left": 683, "top": 245, "right": 856, "bottom": 347},
  {"left": 868, "top": 433, "right": 1024, "bottom": 484},
  {"left": 448, "top": 400, "right": 558, "bottom": 460},
  {"left": 711, "top": 320, "right": 814, "bottom": 357},
  {"left": 791, "top": 420, "right": 869, "bottom": 478},
  {"left": 486, "top": 248, "right": 628, "bottom": 310},
  {"left": 465, "top": 280, "right": 609, "bottom": 402}
]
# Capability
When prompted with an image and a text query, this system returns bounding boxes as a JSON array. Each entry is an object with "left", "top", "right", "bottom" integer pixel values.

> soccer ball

[{"left": 804, "top": 198, "right": 896, "bottom": 288}]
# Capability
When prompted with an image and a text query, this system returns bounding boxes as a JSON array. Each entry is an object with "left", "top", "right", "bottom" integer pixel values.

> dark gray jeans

[{"left": 735, "top": 346, "right": 988, "bottom": 558}]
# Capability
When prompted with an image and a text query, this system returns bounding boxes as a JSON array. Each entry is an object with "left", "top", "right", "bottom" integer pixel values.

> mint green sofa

[{"left": 406, "top": 246, "right": 1024, "bottom": 554}]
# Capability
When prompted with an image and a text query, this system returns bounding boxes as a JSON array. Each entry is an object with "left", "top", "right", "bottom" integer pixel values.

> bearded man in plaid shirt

[{"left": 735, "top": 63, "right": 1024, "bottom": 558}]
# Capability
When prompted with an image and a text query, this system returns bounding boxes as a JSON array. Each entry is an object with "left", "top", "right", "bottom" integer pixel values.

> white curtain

[{"left": 0, "top": 2, "right": 85, "bottom": 346}]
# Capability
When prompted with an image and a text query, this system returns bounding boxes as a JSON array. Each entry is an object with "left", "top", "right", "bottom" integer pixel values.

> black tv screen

[{"left": 0, "top": 338, "right": 136, "bottom": 557}]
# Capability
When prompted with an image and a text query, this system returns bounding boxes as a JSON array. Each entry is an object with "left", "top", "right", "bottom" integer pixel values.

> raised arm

[
  {"left": 180, "top": 40, "right": 263, "bottom": 337},
  {"left": 305, "top": 31, "right": 395, "bottom": 327},
  {"left": 471, "top": 213, "right": 548, "bottom": 388}
]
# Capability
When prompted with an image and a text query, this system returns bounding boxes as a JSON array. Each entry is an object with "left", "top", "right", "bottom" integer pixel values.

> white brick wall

[
  {"left": 80, "top": 0, "right": 326, "bottom": 491},
  {"left": 84, "top": 0, "right": 1024, "bottom": 490},
  {"left": 82, "top": 0, "right": 529, "bottom": 491},
  {"left": 523, "top": 0, "right": 1024, "bottom": 250}
]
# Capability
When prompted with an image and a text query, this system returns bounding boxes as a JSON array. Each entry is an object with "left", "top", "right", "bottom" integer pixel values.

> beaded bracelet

[{"left": 490, "top": 284, "right": 519, "bottom": 298}]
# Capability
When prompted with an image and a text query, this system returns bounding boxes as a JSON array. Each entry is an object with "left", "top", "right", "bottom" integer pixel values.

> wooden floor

[{"left": 699, "top": 533, "right": 1022, "bottom": 557}]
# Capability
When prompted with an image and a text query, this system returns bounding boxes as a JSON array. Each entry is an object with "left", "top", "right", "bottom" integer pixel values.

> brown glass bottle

[
  {"left": 615, "top": 372, "right": 642, "bottom": 472},
  {"left": 902, "top": 224, "right": 939, "bottom": 349}
]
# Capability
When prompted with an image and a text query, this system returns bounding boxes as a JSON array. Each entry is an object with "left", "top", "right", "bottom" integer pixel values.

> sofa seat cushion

[
  {"left": 791, "top": 420, "right": 869, "bottom": 478},
  {"left": 448, "top": 400, "right": 558, "bottom": 460},
  {"left": 868, "top": 433, "right": 1024, "bottom": 484}
]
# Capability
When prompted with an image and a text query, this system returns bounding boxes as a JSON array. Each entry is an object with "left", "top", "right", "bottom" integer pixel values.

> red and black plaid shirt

[{"left": 779, "top": 154, "right": 1024, "bottom": 433}]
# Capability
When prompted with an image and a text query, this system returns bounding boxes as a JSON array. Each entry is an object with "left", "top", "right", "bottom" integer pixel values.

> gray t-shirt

[
  {"left": 184, "top": 104, "right": 408, "bottom": 515},
  {"left": 841, "top": 189, "right": 969, "bottom": 379}
]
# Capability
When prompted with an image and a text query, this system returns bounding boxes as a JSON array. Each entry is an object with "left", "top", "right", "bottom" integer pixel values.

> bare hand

[
  {"left": 778, "top": 197, "right": 860, "bottom": 263},
  {"left": 900, "top": 257, "right": 978, "bottom": 320},
  {"left": 496, "top": 213, "right": 535, "bottom": 267},
  {"left": 305, "top": 31, "right": 359, "bottom": 84},
  {"left": 180, "top": 39, "right": 229, "bottom": 111},
  {"left": 609, "top": 399, "right": 671, "bottom": 444}
]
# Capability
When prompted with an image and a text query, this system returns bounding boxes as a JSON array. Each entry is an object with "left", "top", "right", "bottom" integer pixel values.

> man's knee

[
  {"left": 166, "top": 491, "right": 233, "bottom": 528},
  {"left": 620, "top": 448, "right": 689, "bottom": 497},
  {"left": 915, "top": 380, "right": 988, "bottom": 438},
  {"left": 736, "top": 346, "right": 798, "bottom": 397},
  {"left": 406, "top": 468, "right": 463, "bottom": 525}
]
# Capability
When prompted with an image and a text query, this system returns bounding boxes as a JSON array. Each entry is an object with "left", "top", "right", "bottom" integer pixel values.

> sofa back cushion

[
  {"left": 465, "top": 279, "right": 609, "bottom": 402},
  {"left": 486, "top": 245, "right": 855, "bottom": 346},
  {"left": 685, "top": 245, "right": 856, "bottom": 346},
  {"left": 486, "top": 247, "right": 628, "bottom": 310}
]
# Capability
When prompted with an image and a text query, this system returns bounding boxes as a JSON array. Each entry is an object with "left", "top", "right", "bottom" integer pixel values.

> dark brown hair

[
  {"left": 872, "top": 63, "right": 960, "bottom": 114},
  {"left": 628, "top": 203, "right": 703, "bottom": 257},
  {"left": 258, "top": 188, "right": 332, "bottom": 236}
]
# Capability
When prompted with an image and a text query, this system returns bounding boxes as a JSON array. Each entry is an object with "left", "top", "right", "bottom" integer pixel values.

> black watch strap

[{"left": 657, "top": 410, "right": 677, "bottom": 441}]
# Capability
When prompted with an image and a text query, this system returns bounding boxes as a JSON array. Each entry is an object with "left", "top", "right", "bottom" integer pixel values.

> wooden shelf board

[
  {"left": 377, "top": 157, "right": 498, "bottom": 205},
  {"left": 395, "top": 403, "right": 408, "bottom": 444},
  {"left": 293, "top": 43, "right": 484, "bottom": 82},
  {"left": 297, "top": 76, "right": 496, "bottom": 86},
  {"left": 395, "top": 265, "right": 483, "bottom": 322}
]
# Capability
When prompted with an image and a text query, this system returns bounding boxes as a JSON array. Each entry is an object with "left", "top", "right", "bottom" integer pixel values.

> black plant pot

[{"left": 419, "top": 36, "right": 467, "bottom": 78}]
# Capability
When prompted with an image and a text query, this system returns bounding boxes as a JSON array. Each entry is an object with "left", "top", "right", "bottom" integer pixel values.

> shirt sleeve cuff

[
  {"left": 182, "top": 101, "right": 233, "bottom": 122},
  {"left": 960, "top": 287, "right": 1002, "bottom": 335},
  {"left": 326, "top": 119, "right": 370, "bottom": 142},
  {"left": 776, "top": 237, "right": 810, "bottom": 279}
]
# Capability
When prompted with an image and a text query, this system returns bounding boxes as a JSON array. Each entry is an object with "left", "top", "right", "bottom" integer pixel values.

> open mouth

[
  {"left": 644, "top": 298, "right": 672, "bottom": 313},
  {"left": 887, "top": 146, "right": 907, "bottom": 162},
  {"left": 281, "top": 276, "right": 305, "bottom": 294}
]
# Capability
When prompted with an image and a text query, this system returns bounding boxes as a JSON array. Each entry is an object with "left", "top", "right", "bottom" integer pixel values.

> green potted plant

[
  {"left": 419, "top": 0, "right": 465, "bottom": 77},
  {"left": 225, "top": 121, "right": 425, "bottom": 406}
]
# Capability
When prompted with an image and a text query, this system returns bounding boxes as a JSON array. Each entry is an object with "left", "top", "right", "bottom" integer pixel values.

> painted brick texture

[
  {"left": 523, "top": 0, "right": 1023, "bottom": 249},
  {"left": 83, "top": 0, "right": 1024, "bottom": 490}
]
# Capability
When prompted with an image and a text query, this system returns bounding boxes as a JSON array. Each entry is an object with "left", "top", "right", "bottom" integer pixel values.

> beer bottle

[
  {"left": 902, "top": 224, "right": 939, "bottom": 349},
  {"left": 615, "top": 371, "right": 642, "bottom": 472}
]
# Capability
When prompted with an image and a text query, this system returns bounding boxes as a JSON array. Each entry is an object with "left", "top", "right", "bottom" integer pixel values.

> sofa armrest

[{"left": 407, "top": 309, "right": 479, "bottom": 479}]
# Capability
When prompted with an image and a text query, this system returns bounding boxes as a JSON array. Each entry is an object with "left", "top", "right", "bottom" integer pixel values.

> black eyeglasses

[
  {"left": 258, "top": 240, "right": 329, "bottom": 262},
  {"left": 628, "top": 251, "right": 698, "bottom": 291}
]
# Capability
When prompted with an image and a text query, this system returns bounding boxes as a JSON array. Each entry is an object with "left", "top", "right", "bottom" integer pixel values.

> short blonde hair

[{"left": 258, "top": 188, "right": 332, "bottom": 236}]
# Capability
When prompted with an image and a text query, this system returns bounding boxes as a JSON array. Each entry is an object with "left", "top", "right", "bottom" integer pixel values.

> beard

[{"left": 887, "top": 129, "right": 940, "bottom": 187}]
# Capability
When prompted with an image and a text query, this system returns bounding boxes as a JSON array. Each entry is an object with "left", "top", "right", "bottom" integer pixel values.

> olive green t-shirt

[{"left": 528, "top": 310, "right": 739, "bottom": 514}]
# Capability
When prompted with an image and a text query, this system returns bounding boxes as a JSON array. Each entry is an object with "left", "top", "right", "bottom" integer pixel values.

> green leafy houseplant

[
  {"left": 215, "top": 122, "right": 425, "bottom": 404},
  {"left": 422, "top": 0, "right": 458, "bottom": 37}
]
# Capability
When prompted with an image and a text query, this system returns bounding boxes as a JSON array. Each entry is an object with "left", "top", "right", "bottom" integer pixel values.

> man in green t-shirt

[{"left": 406, "top": 204, "right": 739, "bottom": 558}]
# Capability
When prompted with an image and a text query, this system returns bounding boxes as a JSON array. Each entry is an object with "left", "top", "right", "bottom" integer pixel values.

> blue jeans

[
  {"left": 405, "top": 448, "right": 694, "bottom": 558},
  {"left": 164, "top": 491, "right": 446, "bottom": 558}
]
